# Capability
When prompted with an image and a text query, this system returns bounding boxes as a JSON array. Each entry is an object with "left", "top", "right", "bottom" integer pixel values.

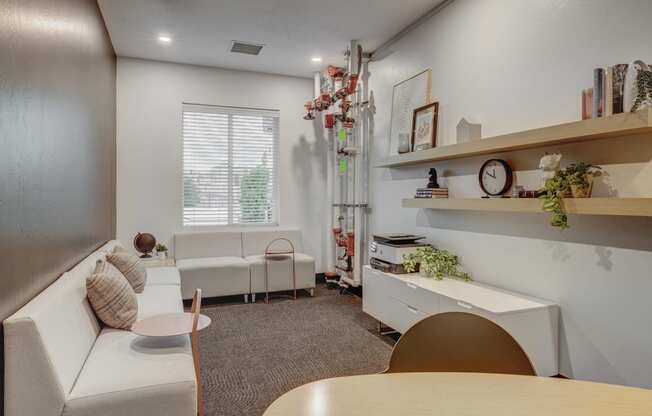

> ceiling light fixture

[
  {"left": 158, "top": 35, "right": 172, "bottom": 44},
  {"left": 311, "top": 57, "right": 322, "bottom": 63}
]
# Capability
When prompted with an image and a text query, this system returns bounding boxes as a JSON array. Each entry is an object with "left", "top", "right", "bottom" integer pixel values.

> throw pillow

[
  {"left": 87, "top": 260, "right": 138, "bottom": 329},
  {"left": 107, "top": 249, "right": 147, "bottom": 293}
]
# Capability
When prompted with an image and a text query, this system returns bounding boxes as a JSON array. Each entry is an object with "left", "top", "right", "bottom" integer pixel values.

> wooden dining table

[{"left": 263, "top": 372, "right": 652, "bottom": 416}]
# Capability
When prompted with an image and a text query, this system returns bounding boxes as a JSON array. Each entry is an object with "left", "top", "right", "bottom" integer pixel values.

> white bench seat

[
  {"left": 176, "top": 256, "right": 250, "bottom": 300},
  {"left": 246, "top": 253, "right": 316, "bottom": 293},
  {"left": 3, "top": 240, "right": 197, "bottom": 416},
  {"left": 64, "top": 329, "right": 196, "bottom": 416},
  {"left": 146, "top": 266, "right": 181, "bottom": 286}
]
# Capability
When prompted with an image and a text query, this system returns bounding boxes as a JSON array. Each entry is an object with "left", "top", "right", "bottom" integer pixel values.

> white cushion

[
  {"left": 241, "top": 228, "right": 304, "bottom": 257},
  {"left": 137, "top": 285, "right": 184, "bottom": 319},
  {"left": 146, "top": 266, "right": 181, "bottom": 286},
  {"left": 247, "top": 253, "right": 315, "bottom": 293},
  {"left": 174, "top": 231, "right": 242, "bottom": 259},
  {"left": 64, "top": 328, "right": 196, "bottom": 416},
  {"left": 177, "top": 256, "right": 250, "bottom": 299}
]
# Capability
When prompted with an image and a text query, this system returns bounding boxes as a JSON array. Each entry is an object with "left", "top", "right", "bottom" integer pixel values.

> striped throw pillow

[
  {"left": 107, "top": 249, "right": 146, "bottom": 293},
  {"left": 87, "top": 260, "right": 138, "bottom": 329}
]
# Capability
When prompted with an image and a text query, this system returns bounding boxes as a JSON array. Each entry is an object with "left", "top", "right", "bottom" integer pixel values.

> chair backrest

[
  {"left": 174, "top": 231, "right": 243, "bottom": 259},
  {"left": 386, "top": 312, "right": 535, "bottom": 376},
  {"left": 241, "top": 229, "right": 303, "bottom": 256},
  {"left": 190, "top": 289, "right": 205, "bottom": 416}
]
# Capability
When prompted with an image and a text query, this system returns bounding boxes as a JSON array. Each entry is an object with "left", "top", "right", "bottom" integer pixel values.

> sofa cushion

[
  {"left": 146, "top": 266, "right": 181, "bottom": 286},
  {"left": 107, "top": 250, "right": 147, "bottom": 293},
  {"left": 241, "top": 229, "right": 304, "bottom": 257},
  {"left": 137, "top": 285, "right": 184, "bottom": 319},
  {"left": 174, "top": 231, "right": 242, "bottom": 259},
  {"left": 64, "top": 328, "right": 196, "bottom": 416},
  {"left": 176, "top": 256, "right": 250, "bottom": 299},
  {"left": 247, "top": 253, "right": 316, "bottom": 293},
  {"left": 87, "top": 260, "right": 138, "bottom": 330}
]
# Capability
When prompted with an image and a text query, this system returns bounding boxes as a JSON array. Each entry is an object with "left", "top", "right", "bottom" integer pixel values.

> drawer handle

[
  {"left": 407, "top": 306, "right": 419, "bottom": 314},
  {"left": 406, "top": 283, "right": 417, "bottom": 290},
  {"left": 457, "top": 301, "right": 473, "bottom": 310}
]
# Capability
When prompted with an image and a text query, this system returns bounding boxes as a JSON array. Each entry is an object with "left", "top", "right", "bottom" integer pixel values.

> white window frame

[{"left": 181, "top": 103, "right": 280, "bottom": 227}]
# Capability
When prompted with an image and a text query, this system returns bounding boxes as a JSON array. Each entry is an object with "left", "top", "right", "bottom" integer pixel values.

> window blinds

[{"left": 182, "top": 104, "right": 279, "bottom": 226}]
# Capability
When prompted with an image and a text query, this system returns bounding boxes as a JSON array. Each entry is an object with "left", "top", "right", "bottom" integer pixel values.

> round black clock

[{"left": 479, "top": 159, "right": 513, "bottom": 196}]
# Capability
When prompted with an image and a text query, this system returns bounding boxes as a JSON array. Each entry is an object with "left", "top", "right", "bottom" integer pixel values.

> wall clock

[{"left": 479, "top": 159, "right": 513, "bottom": 197}]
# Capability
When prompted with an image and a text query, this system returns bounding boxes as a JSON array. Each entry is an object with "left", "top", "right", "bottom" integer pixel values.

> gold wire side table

[{"left": 264, "top": 238, "right": 296, "bottom": 303}]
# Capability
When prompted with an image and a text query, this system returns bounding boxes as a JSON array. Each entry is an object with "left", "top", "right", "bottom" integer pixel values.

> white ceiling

[{"left": 98, "top": 0, "right": 443, "bottom": 78}]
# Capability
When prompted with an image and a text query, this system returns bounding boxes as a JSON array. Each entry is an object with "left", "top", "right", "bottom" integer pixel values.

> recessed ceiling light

[
  {"left": 158, "top": 35, "right": 172, "bottom": 44},
  {"left": 311, "top": 57, "right": 322, "bottom": 63}
]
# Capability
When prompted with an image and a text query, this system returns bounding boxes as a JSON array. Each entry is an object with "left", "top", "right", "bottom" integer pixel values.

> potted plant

[
  {"left": 155, "top": 243, "right": 168, "bottom": 259},
  {"left": 565, "top": 162, "right": 602, "bottom": 198},
  {"left": 539, "top": 162, "right": 602, "bottom": 229},
  {"left": 403, "top": 247, "right": 471, "bottom": 281}
]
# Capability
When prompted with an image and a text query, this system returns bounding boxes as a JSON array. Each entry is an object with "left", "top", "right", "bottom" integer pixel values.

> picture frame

[
  {"left": 411, "top": 102, "right": 438, "bottom": 151},
  {"left": 388, "top": 69, "right": 432, "bottom": 155}
]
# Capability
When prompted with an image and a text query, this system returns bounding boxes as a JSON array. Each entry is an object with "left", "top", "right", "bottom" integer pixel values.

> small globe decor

[{"left": 133, "top": 232, "right": 156, "bottom": 258}]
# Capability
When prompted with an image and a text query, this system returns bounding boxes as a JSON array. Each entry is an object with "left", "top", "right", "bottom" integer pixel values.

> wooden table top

[
  {"left": 131, "top": 312, "right": 211, "bottom": 337},
  {"left": 263, "top": 372, "right": 652, "bottom": 416}
]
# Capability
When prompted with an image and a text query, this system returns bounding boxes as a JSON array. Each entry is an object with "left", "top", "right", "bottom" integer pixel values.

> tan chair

[
  {"left": 190, "top": 289, "right": 205, "bottom": 416},
  {"left": 385, "top": 312, "right": 535, "bottom": 375}
]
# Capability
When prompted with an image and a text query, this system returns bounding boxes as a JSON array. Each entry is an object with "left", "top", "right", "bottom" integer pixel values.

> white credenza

[{"left": 362, "top": 266, "right": 559, "bottom": 376}]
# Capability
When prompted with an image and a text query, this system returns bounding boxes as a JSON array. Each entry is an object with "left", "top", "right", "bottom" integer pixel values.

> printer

[{"left": 369, "top": 234, "right": 430, "bottom": 274}]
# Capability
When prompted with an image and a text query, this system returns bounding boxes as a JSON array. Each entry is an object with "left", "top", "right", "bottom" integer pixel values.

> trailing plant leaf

[
  {"left": 539, "top": 175, "right": 569, "bottom": 230},
  {"left": 631, "top": 69, "right": 652, "bottom": 112},
  {"left": 403, "top": 247, "right": 471, "bottom": 281},
  {"left": 538, "top": 162, "right": 601, "bottom": 229}
]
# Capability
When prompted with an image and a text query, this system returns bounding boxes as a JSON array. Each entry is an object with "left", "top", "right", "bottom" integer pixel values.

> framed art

[
  {"left": 388, "top": 69, "right": 432, "bottom": 155},
  {"left": 411, "top": 102, "right": 438, "bottom": 151}
]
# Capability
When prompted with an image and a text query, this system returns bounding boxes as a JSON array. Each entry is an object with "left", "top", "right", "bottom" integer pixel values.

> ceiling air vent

[{"left": 230, "top": 41, "right": 264, "bottom": 56}]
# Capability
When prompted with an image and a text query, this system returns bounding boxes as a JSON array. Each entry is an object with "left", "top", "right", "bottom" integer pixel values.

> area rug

[{"left": 198, "top": 284, "right": 393, "bottom": 416}]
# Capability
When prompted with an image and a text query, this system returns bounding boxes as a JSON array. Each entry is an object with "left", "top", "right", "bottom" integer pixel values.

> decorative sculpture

[{"left": 539, "top": 153, "right": 562, "bottom": 187}]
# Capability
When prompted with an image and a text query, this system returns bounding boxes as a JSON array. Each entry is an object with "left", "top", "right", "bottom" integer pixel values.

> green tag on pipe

[
  {"left": 338, "top": 128, "right": 346, "bottom": 143},
  {"left": 339, "top": 159, "right": 347, "bottom": 174}
]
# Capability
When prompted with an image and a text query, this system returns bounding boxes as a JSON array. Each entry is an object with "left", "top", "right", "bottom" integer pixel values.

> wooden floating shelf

[
  {"left": 376, "top": 109, "right": 652, "bottom": 168},
  {"left": 402, "top": 198, "right": 652, "bottom": 217}
]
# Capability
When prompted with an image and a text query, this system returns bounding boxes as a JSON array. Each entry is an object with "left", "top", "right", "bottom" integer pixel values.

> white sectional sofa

[
  {"left": 174, "top": 228, "right": 316, "bottom": 301},
  {"left": 175, "top": 231, "right": 251, "bottom": 301},
  {"left": 3, "top": 240, "right": 197, "bottom": 416}
]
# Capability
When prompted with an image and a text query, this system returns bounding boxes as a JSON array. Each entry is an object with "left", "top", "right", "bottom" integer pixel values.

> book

[
  {"left": 593, "top": 68, "right": 604, "bottom": 118},
  {"left": 415, "top": 188, "right": 449, "bottom": 199},
  {"left": 605, "top": 67, "right": 613, "bottom": 116},
  {"left": 581, "top": 88, "right": 593, "bottom": 120},
  {"left": 612, "top": 64, "right": 628, "bottom": 114}
]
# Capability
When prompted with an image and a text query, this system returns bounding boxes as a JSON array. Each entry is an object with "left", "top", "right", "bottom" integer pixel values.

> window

[{"left": 182, "top": 104, "right": 279, "bottom": 226}]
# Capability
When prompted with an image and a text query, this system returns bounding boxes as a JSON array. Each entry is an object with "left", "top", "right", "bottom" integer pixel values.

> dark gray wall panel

[{"left": 0, "top": 0, "right": 116, "bottom": 412}]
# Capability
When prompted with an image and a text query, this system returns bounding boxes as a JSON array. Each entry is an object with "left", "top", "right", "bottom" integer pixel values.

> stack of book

[
  {"left": 415, "top": 187, "right": 449, "bottom": 199},
  {"left": 583, "top": 64, "right": 628, "bottom": 120}
]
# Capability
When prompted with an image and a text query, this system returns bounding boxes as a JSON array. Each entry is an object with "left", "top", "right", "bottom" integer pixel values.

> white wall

[
  {"left": 369, "top": 0, "right": 652, "bottom": 386},
  {"left": 116, "top": 58, "right": 326, "bottom": 270}
]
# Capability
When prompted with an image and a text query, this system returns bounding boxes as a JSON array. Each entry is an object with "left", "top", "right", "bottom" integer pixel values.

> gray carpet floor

[{"left": 198, "top": 284, "right": 394, "bottom": 416}]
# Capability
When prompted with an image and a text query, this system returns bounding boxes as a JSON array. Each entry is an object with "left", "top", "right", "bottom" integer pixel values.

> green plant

[
  {"left": 539, "top": 162, "right": 602, "bottom": 229},
  {"left": 631, "top": 68, "right": 652, "bottom": 112},
  {"left": 564, "top": 162, "right": 601, "bottom": 187},
  {"left": 403, "top": 247, "right": 471, "bottom": 281},
  {"left": 155, "top": 243, "right": 168, "bottom": 252},
  {"left": 540, "top": 175, "right": 569, "bottom": 230}
]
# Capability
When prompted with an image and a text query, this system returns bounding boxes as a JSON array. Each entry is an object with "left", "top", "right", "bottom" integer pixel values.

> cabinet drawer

[
  {"left": 385, "top": 296, "right": 427, "bottom": 333},
  {"left": 368, "top": 269, "right": 438, "bottom": 315}
]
